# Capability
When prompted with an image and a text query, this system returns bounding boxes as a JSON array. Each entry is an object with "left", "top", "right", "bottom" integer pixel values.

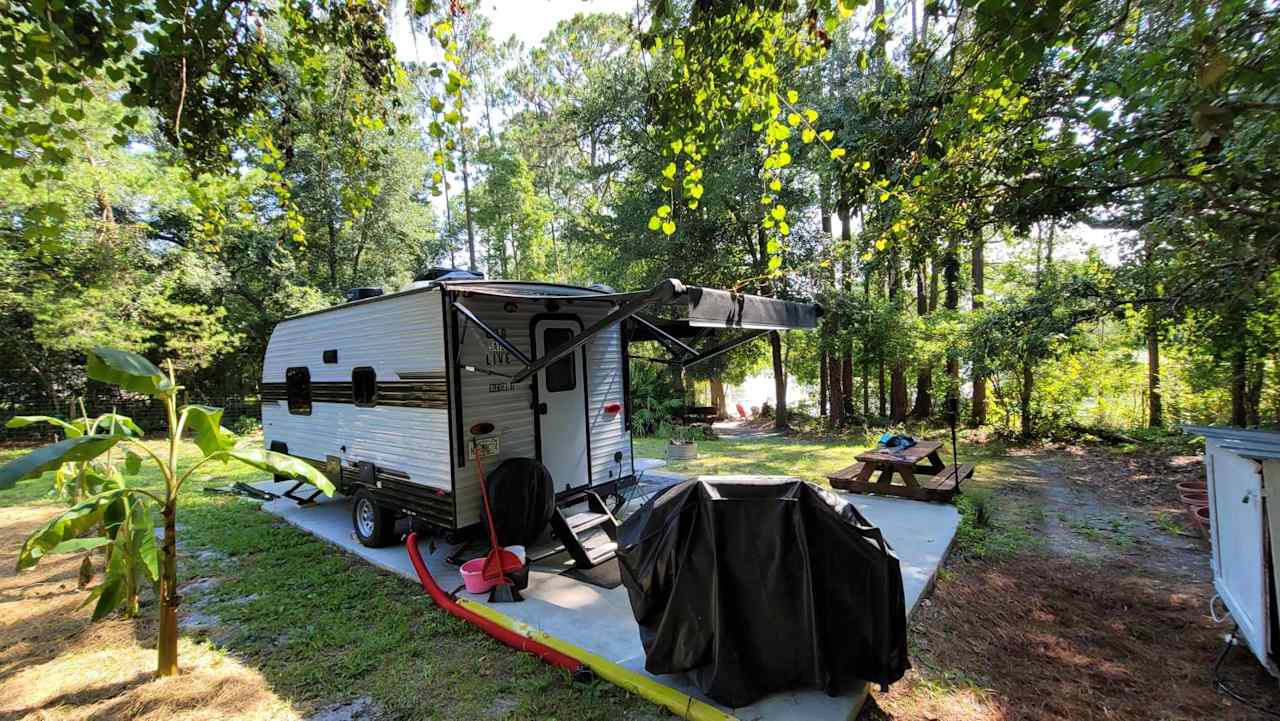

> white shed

[{"left": 1187, "top": 425, "right": 1280, "bottom": 679}]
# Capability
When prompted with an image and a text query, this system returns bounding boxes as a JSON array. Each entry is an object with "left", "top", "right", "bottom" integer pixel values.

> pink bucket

[{"left": 460, "top": 546, "right": 526, "bottom": 595}]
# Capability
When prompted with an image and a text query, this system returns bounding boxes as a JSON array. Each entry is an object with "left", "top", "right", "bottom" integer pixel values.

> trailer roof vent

[{"left": 345, "top": 287, "right": 384, "bottom": 302}]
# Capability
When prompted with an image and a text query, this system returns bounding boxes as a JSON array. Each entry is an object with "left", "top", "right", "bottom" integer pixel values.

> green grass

[
  {"left": 0, "top": 438, "right": 660, "bottom": 720},
  {"left": 634, "top": 428, "right": 1045, "bottom": 560}
]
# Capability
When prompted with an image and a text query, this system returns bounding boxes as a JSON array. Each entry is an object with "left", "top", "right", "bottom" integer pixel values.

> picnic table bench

[{"left": 826, "top": 439, "right": 973, "bottom": 502}]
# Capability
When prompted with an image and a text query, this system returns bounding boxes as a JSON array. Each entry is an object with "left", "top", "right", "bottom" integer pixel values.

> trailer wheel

[{"left": 352, "top": 490, "right": 397, "bottom": 548}]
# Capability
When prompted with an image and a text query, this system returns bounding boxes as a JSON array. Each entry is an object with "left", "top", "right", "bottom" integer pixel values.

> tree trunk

[
  {"left": 460, "top": 136, "right": 477, "bottom": 272},
  {"left": 1146, "top": 318, "right": 1163, "bottom": 428},
  {"left": 1246, "top": 360, "right": 1263, "bottom": 427},
  {"left": 828, "top": 351, "right": 845, "bottom": 428},
  {"left": 970, "top": 235, "right": 986, "bottom": 426},
  {"left": 819, "top": 350, "right": 828, "bottom": 417},
  {"left": 878, "top": 355, "right": 886, "bottom": 417},
  {"left": 1141, "top": 231, "right": 1163, "bottom": 428},
  {"left": 1020, "top": 361, "right": 1034, "bottom": 439},
  {"left": 770, "top": 331, "right": 788, "bottom": 431},
  {"left": 841, "top": 350, "right": 854, "bottom": 417},
  {"left": 157, "top": 501, "right": 179, "bottom": 676},
  {"left": 709, "top": 378, "right": 728, "bottom": 419},
  {"left": 888, "top": 255, "right": 908, "bottom": 423},
  {"left": 910, "top": 264, "right": 932, "bottom": 419},
  {"left": 1231, "top": 346, "right": 1247, "bottom": 426},
  {"left": 944, "top": 238, "right": 960, "bottom": 404},
  {"left": 862, "top": 358, "right": 870, "bottom": 418}
]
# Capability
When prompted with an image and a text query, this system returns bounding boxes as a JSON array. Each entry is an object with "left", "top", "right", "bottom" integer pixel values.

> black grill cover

[
  {"left": 484, "top": 458, "right": 555, "bottom": 547},
  {"left": 616, "top": 477, "right": 909, "bottom": 707}
]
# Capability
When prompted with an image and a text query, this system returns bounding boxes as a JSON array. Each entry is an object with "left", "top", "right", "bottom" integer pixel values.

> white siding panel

[
  {"left": 262, "top": 289, "right": 446, "bottom": 382},
  {"left": 262, "top": 403, "right": 452, "bottom": 491},
  {"left": 452, "top": 295, "right": 539, "bottom": 527},
  {"left": 586, "top": 323, "right": 633, "bottom": 484},
  {"left": 261, "top": 289, "right": 452, "bottom": 494},
  {"left": 451, "top": 297, "right": 632, "bottom": 527}
]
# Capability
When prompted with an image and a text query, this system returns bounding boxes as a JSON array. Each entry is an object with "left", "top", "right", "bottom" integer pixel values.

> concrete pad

[{"left": 252, "top": 465, "right": 960, "bottom": 721}]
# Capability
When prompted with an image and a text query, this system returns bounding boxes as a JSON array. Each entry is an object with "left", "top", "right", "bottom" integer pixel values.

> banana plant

[
  {"left": 6, "top": 406, "right": 147, "bottom": 604},
  {"left": 0, "top": 347, "right": 334, "bottom": 677}
]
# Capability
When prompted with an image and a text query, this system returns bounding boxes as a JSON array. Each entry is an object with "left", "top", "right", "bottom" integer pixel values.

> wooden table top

[{"left": 856, "top": 439, "right": 941, "bottom": 464}]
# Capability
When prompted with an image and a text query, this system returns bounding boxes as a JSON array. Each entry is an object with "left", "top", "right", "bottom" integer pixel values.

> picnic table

[{"left": 826, "top": 439, "right": 973, "bottom": 502}]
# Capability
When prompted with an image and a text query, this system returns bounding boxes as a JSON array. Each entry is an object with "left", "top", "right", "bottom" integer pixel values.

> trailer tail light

[{"left": 604, "top": 402, "right": 622, "bottom": 414}]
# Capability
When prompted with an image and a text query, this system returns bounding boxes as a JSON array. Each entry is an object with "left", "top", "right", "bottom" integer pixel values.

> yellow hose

[{"left": 458, "top": 598, "right": 739, "bottom": 721}]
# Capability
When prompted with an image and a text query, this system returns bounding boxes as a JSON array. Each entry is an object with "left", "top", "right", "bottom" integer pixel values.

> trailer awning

[{"left": 443, "top": 278, "right": 821, "bottom": 382}]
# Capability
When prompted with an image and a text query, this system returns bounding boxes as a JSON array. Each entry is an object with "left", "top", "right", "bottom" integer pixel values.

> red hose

[{"left": 405, "top": 532, "right": 588, "bottom": 677}]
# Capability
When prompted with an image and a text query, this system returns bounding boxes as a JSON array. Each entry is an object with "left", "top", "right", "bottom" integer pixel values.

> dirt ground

[
  {"left": 0, "top": 507, "right": 303, "bottom": 721},
  {"left": 867, "top": 445, "right": 1280, "bottom": 721}
]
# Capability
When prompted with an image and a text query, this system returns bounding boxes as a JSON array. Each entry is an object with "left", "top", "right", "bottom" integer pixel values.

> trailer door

[{"left": 533, "top": 318, "right": 590, "bottom": 493}]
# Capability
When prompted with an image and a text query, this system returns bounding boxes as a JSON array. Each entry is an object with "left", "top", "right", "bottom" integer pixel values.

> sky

[{"left": 389, "top": 0, "right": 638, "bottom": 63}]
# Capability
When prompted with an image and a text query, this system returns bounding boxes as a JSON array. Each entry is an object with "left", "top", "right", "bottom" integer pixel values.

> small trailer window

[
  {"left": 353, "top": 367, "right": 377, "bottom": 406},
  {"left": 286, "top": 367, "right": 311, "bottom": 415},
  {"left": 544, "top": 327, "right": 577, "bottom": 392}
]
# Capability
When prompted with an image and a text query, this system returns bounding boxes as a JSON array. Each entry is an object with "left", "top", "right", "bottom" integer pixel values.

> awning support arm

[
  {"left": 453, "top": 300, "right": 533, "bottom": 367},
  {"left": 511, "top": 279, "right": 686, "bottom": 384},
  {"left": 681, "top": 329, "right": 772, "bottom": 369},
  {"left": 631, "top": 315, "right": 698, "bottom": 358}
]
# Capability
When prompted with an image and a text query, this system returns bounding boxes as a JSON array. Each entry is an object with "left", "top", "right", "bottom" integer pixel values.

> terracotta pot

[
  {"left": 1175, "top": 480, "right": 1207, "bottom": 495},
  {"left": 1194, "top": 505, "right": 1211, "bottom": 526},
  {"left": 1179, "top": 491, "right": 1209, "bottom": 506}
]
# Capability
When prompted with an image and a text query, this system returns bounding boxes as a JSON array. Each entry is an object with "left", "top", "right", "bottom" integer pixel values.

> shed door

[
  {"left": 534, "top": 319, "right": 590, "bottom": 493},
  {"left": 1208, "top": 440, "right": 1269, "bottom": 663}
]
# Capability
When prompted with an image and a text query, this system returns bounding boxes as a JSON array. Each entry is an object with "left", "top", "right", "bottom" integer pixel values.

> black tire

[{"left": 352, "top": 489, "right": 398, "bottom": 548}]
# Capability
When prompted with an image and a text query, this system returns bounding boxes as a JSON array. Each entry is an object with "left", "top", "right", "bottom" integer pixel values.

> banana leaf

[
  {"left": 87, "top": 347, "right": 174, "bottom": 397},
  {"left": 5, "top": 415, "right": 82, "bottom": 438},
  {"left": 17, "top": 489, "right": 128, "bottom": 570},
  {"left": 219, "top": 448, "right": 335, "bottom": 497},
  {"left": 0, "top": 434, "right": 126, "bottom": 490},
  {"left": 181, "top": 405, "right": 238, "bottom": 456}
]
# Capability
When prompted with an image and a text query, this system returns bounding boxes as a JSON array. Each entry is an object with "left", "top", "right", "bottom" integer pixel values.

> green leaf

[
  {"left": 92, "top": 535, "right": 129, "bottom": 621},
  {"left": 221, "top": 449, "right": 335, "bottom": 497},
  {"left": 124, "top": 451, "right": 142, "bottom": 476},
  {"left": 6, "top": 415, "right": 81, "bottom": 437},
  {"left": 662, "top": 162, "right": 676, "bottom": 180},
  {"left": 181, "top": 405, "right": 237, "bottom": 456},
  {"left": 771, "top": 204, "right": 786, "bottom": 220},
  {"left": 130, "top": 497, "right": 159, "bottom": 583},
  {"left": 17, "top": 489, "right": 128, "bottom": 570},
  {"left": 91, "top": 413, "right": 144, "bottom": 437},
  {"left": 647, "top": 216, "right": 661, "bottom": 231},
  {"left": 48, "top": 537, "right": 112, "bottom": 555},
  {"left": 656, "top": 204, "right": 671, "bottom": 218},
  {"left": 661, "top": 221, "right": 676, "bottom": 236},
  {"left": 0, "top": 435, "right": 125, "bottom": 490},
  {"left": 86, "top": 348, "right": 173, "bottom": 397}
]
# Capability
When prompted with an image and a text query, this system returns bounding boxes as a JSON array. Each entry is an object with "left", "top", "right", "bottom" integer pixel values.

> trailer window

[
  {"left": 352, "top": 367, "right": 377, "bottom": 406},
  {"left": 544, "top": 328, "right": 577, "bottom": 393},
  {"left": 286, "top": 367, "right": 311, "bottom": 415}
]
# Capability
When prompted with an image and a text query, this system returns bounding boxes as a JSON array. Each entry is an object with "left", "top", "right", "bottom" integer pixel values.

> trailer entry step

[{"left": 549, "top": 491, "right": 619, "bottom": 570}]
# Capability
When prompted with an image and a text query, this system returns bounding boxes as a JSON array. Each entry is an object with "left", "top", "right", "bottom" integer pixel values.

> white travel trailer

[{"left": 261, "top": 272, "right": 819, "bottom": 566}]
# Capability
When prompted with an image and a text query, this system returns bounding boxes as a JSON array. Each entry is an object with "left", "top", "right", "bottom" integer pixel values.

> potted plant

[{"left": 667, "top": 423, "right": 700, "bottom": 460}]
